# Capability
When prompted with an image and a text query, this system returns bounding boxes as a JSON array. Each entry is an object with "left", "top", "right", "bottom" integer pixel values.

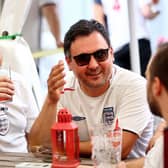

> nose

[{"left": 87, "top": 55, "right": 99, "bottom": 69}]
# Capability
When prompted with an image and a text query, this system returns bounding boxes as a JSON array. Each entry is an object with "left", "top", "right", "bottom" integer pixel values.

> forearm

[
  {"left": 121, "top": 131, "right": 139, "bottom": 159},
  {"left": 28, "top": 96, "right": 57, "bottom": 147},
  {"left": 93, "top": 3, "right": 105, "bottom": 26},
  {"left": 156, "top": 120, "right": 167, "bottom": 131},
  {"left": 153, "top": 120, "right": 167, "bottom": 139},
  {"left": 28, "top": 60, "right": 65, "bottom": 149},
  {"left": 80, "top": 141, "right": 92, "bottom": 157},
  {"left": 41, "top": 4, "right": 62, "bottom": 46}
]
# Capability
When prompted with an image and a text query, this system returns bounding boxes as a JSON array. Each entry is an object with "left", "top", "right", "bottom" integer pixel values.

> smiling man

[{"left": 29, "top": 19, "right": 153, "bottom": 160}]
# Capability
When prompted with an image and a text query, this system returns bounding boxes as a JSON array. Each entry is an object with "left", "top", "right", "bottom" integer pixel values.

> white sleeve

[
  {"left": 117, "top": 78, "right": 152, "bottom": 136},
  {"left": 144, "top": 136, "right": 163, "bottom": 168}
]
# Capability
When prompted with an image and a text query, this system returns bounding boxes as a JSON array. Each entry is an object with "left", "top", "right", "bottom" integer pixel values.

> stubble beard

[{"left": 148, "top": 97, "right": 162, "bottom": 118}]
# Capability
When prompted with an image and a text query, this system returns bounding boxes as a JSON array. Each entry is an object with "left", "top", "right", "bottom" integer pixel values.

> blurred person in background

[
  {"left": 29, "top": 19, "right": 153, "bottom": 160},
  {"left": 22, "top": 0, "right": 63, "bottom": 94},
  {"left": 93, "top": 0, "right": 160, "bottom": 76}
]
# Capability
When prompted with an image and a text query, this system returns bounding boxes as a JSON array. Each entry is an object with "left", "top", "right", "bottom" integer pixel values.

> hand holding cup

[
  {"left": 0, "top": 65, "right": 14, "bottom": 102},
  {"left": 47, "top": 60, "right": 66, "bottom": 104}
]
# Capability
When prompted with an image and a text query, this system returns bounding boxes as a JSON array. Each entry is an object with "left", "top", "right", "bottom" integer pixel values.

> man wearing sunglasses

[{"left": 30, "top": 19, "right": 153, "bottom": 160}]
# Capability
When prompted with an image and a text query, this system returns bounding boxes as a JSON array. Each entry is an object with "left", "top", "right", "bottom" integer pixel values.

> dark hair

[
  {"left": 63, "top": 19, "right": 111, "bottom": 58},
  {"left": 149, "top": 42, "right": 168, "bottom": 91}
]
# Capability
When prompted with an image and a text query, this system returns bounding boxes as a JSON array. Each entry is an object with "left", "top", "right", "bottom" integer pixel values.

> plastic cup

[{"left": 91, "top": 123, "right": 122, "bottom": 168}]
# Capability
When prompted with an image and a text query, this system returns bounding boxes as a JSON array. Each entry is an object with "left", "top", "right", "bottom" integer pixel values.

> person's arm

[
  {"left": 93, "top": 1, "right": 105, "bottom": 26},
  {"left": 0, "top": 76, "right": 14, "bottom": 100},
  {"left": 146, "top": 119, "right": 167, "bottom": 153},
  {"left": 28, "top": 60, "right": 66, "bottom": 148},
  {"left": 28, "top": 97, "right": 57, "bottom": 148},
  {"left": 140, "top": 0, "right": 160, "bottom": 19},
  {"left": 80, "top": 141, "right": 92, "bottom": 157},
  {"left": 41, "top": 3, "right": 63, "bottom": 47},
  {"left": 122, "top": 131, "right": 139, "bottom": 159}
]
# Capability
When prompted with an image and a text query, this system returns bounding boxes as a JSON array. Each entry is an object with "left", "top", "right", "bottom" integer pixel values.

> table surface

[{"left": 0, "top": 152, "right": 93, "bottom": 168}]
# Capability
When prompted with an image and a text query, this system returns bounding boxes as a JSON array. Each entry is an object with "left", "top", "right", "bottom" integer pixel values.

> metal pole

[{"left": 127, "top": 0, "right": 141, "bottom": 74}]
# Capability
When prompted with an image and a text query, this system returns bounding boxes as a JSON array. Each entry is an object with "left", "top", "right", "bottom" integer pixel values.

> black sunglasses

[{"left": 72, "top": 48, "right": 109, "bottom": 66}]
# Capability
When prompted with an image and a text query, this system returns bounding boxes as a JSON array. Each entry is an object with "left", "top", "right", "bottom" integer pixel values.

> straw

[{"left": 114, "top": 118, "right": 120, "bottom": 130}]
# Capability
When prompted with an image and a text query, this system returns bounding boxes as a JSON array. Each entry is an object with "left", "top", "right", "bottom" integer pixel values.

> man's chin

[{"left": 87, "top": 81, "right": 105, "bottom": 89}]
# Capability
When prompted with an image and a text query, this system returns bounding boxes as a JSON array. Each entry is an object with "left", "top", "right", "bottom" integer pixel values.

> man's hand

[
  {"left": 0, "top": 76, "right": 14, "bottom": 101},
  {"left": 146, "top": 120, "right": 167, "bottom": 153},
  {"left": 47, "top": 60, "right": 66, "bottom": 104},
  {"left": 56, "top": 40, "right": 64, "bottom": 48}
]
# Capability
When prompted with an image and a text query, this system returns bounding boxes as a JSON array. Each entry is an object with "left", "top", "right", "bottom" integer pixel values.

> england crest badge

[{"left": 0, "top": 107, "right": 9, "bottom": 136}]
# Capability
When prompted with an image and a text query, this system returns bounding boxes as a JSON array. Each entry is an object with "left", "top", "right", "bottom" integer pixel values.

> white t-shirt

[
  {"left": 100, "top": 0, "right": 151, "bottom": 52},
  {"left": 0, "top": 71, "right": 39, "bottom": 153},
  {"left": 57, "top": 65, "right": 153, "bottom": 159},
  {"left": 144, "top": 136, "right": 163, "bottom": 168}
]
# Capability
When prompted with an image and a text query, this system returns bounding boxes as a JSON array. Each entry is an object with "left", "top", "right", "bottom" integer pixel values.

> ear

[
  {"left": 152, "top": 77, "right": 162, "bottom": 96},
  {"left": 109, "top": 47, "right": 114, "bottom": 62}
]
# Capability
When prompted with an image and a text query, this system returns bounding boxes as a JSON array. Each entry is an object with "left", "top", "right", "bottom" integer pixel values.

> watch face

[{"left": 0, "top": 113, "right": 9, "bottom": 136}]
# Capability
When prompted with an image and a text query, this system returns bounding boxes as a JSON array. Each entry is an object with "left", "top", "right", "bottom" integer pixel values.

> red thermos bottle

[{"left": 51, "top": 108, "right": 80, "bottom": 168}]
